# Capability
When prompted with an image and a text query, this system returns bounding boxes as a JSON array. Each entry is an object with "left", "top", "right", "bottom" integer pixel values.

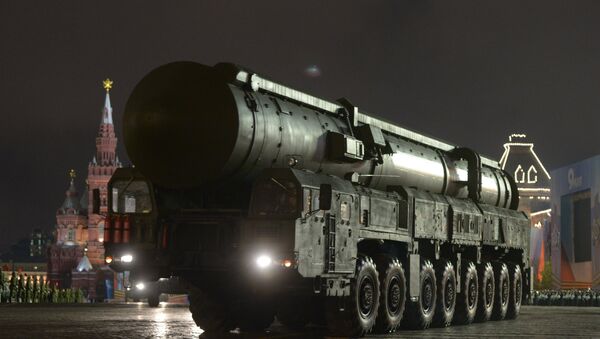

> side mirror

[
  {"left": 92, "top": 188, "right": 101, "bottom": 214},
  {"left": 319, "top": 184, "right": 332, "bottom": 211}
]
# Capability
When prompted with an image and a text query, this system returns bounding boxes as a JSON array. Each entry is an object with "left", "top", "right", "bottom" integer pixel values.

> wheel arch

[{"left": 357, "top": 239, "right": 409, "bottom": 264}]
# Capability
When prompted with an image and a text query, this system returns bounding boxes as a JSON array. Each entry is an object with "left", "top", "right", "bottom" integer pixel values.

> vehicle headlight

[
  {"left": 121, "top": 254, "right": 133, "bottom": 263},
  {"left": 135, "top": 282, "right": 145, "bottom": 290},
  {"left": 255, "top": 255, "right": 272, "bottom": 269}
]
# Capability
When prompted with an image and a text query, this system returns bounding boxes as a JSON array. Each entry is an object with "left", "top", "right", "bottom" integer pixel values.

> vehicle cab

[
  {"left": 242, "top": 168, "right": 360, "bottom": 285},
  {"left": 97, "top": 167, "right": 165, "bottom": 282}
]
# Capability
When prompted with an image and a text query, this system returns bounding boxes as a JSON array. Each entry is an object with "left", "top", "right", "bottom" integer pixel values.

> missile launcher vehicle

[{"left": 99, "top": 61, "right": 530, "bottom": 336}]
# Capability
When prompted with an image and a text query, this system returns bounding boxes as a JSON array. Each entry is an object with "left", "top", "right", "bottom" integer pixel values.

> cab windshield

[
  {"left": 252, "top": 177, "right": 299, "bottom": 216},
  {"left": 111, "top": 180, "right": 153, "bottom": 214}
]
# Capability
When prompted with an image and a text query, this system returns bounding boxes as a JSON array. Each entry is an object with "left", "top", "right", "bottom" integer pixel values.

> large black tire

[
  {"left": 433, "top": 261, "right": 456, "bottom": 327},
  {"left": 476, "top": 262, "right": 495, "bottom": 322},
  {"left": 506, "top": 264, "right": 522, "bottom": 319},
  {"left": 402, "top": 259, "right": 436, "bottom": 330},
  {"left": 147, "top": 293, "right": 160, "bottom": 307},
  {"left": 236, "top": 298, "right": 275, "bottom": 332},
  {"left": 276, "top": 297, "right": 311, "bottom": 330},
  {"left": 326, "top": 256, "right": 380, "bottom": 337},
  {"left": 491, "top": 263, "right": 509, "bottom": 320},
  {"left": 374, "top": 258, "right": 406, "bottom": 333},
  {"left": 307, "top": 298, "right": 327, "bottom": 326},
  {"left": 188, "top": 288, "right": 235, "bottom": 332},
  {"left": 453, "top": 261, "right": 478, "bottom": 325}
]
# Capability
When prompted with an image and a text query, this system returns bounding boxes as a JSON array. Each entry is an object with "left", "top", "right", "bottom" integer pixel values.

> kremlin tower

[
  {"left": 86, "top": 79, "right": 122, "bottom": 266},
  {"left": 47, "top": 79, "right": 122, "bottom": 296}
]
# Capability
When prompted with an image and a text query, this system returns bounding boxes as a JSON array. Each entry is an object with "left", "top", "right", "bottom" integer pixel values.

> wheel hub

[
  {"left": 501, "top": 279, "right": 509, "bottom": 305},
  {"left": 359, "top": 277, "right": 374, "bottom": 317},
  {"left": 485, "top": 278, "right": 493, "bottom": 308},
  {"left": 388, "top": 277, "right": 402, "bottom": 314},
  {"left": 445, "top": 279, "right": 455, "bottom": 310},
  {"left": 468, "top": 279, "right": 477, "bottom": 309},
  {"left": 422, "top": 277, "right": 433, "bottom": 313}
]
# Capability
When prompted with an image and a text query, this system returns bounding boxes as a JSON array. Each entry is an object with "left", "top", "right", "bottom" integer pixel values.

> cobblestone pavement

[{"left": 0, "top": 304, "right": 599, "bottom": 338}]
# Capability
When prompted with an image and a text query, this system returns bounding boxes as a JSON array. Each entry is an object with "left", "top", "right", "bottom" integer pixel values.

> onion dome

[{"left": 57, "top": 169, "right": 82, "bottom": 215}]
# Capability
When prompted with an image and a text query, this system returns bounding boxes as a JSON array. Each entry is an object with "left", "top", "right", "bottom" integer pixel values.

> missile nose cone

[{"left": 123, "top": 61, "right": 239, "bottom": 188}]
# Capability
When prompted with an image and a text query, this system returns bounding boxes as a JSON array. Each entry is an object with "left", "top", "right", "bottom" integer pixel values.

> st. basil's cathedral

[{"left": 47, "top": 79, "right": 122, "bottom": 300}]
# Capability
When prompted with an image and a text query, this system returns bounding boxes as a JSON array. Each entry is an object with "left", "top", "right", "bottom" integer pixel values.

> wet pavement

[{"left": 0, "top": 304, "right": 599, "bottom": 338}]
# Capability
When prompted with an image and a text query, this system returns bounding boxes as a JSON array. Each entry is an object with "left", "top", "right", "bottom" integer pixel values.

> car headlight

[
  {"left": 255, "top": 255, "right": 272, "bottom": 269},
  {"left": 121, "top": 254, "right": 133, "bottom": 263},
  {"left": 135, "top": 282, "right": 145, "bottom": 290}
]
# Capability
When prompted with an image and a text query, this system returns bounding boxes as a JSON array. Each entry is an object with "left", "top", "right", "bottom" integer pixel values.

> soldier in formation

[
  {"left": 17, "top": 274, "right": 24, "bottom": 303},
  {"left": 0, "top": 270, "right": 5, "bottom": 303},
  {"left": 24, "top": 274, "right": 32, "bottom": 303},
  {"left": 533, "top": 289, "right": 600, "bottom": 307},
  {"left": 32, "top": 275, "right": 39, "bottom": 303},
  {"left": 40, "top": 276, "right": 47, "bottom": 303},
  {"left": 51, "top": 283, "right": 58, "bottom": 303},
  {"left": 9, "top": 272, "right": 16, "bottom": 303}
]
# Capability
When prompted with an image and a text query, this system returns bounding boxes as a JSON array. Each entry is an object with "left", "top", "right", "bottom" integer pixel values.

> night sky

[{"left": 2, "top": 1, "right": 600, "bottom": 251}]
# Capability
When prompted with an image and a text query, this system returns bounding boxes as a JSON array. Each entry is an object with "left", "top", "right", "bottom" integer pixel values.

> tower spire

[
  {"left": 67, "top": 169, "right": 77, "bottom": 195},
  {"left": 95, "top": 78, "right": 118, "bottom": 166},
  {"left": 101, "top": 78, "right": 113, "bottom": 125}
]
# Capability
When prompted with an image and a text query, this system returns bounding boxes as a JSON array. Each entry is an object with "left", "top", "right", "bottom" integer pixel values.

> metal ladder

[{"left": 326, "top": 214, "right": 336, "bottom": 272}]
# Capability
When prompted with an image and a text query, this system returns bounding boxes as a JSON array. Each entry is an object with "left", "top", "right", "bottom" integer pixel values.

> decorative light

[
  {"left": 530, "top": 209, "right": 551, "bottom": 217},
  {"left": 509, "top": 134, "right": 527, "bottom": 142}
]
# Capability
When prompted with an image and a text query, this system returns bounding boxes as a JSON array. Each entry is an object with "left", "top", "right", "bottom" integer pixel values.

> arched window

[
  {"left": 98, "top": 221, "right": 105, "bottom": 242},
  {"left": 527, "top": 165, "right": 538, "bottom": 184},
  {"left": 67, "top": 228, "right": 75, "bottom": 242},
  {"left": 514, "top": 165, "right": 525, "bottom": 183}
]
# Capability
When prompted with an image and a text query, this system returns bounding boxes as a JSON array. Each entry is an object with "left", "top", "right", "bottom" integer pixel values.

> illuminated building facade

[
  {"left": 499, "top": 134, "right": 551, "bottom": 287},
  {"left": 550, "top": 156, "right": 600, "bottom": 289}
]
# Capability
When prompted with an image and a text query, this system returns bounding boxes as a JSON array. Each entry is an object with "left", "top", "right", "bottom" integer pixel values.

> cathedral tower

[{"left": 48, "top": 170, "right": 87, "bottom": 287}]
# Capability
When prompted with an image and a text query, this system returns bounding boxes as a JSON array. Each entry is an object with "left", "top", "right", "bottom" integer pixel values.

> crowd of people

[
  {"left": 532, "top": 289, "right": 600, "bottom": 307},
  {"left": 0, "top": 270, "right": 85, "bottom": 304}
]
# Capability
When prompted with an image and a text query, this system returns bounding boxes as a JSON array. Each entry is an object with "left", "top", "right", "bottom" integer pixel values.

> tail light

[
  {"left": 123, "top": 216, "right": 131, "bottom": 244},
  {"left": 113, "top": 215, "right": 122, "bottom": 243},
  {"left": 104, "top": 216, "right": 112, "bottom": 243}
]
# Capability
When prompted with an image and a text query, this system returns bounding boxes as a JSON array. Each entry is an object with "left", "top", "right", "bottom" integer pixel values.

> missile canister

[{"left": 123, "top": 61, "right": 518, "bottom": 209}]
